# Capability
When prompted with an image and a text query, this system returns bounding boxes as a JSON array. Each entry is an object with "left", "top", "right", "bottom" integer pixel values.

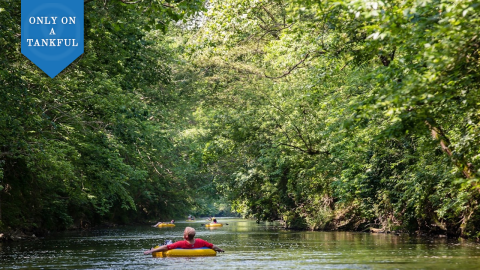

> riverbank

[
  {"left": 0, "top": 229, "right": 39, "bottom": 242},
  {"left": 0, "top": 220, "right": 459, "bottom": 243},
  {"left": 0, "top": 221, "right": 126, "bottom": 242}
]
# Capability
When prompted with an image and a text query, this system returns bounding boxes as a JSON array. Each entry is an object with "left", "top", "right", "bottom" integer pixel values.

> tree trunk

[{"left": 425, "top": 119, "right": 474, "bottom": 179}]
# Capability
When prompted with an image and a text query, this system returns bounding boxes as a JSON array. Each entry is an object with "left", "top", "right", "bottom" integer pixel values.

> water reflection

[{"left": 1, "top": 218, "right": 480, "bottom": 269}]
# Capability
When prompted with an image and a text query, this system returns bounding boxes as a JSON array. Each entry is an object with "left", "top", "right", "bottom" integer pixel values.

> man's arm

[
  {"left": 212, "top": 245, "right": 224, "bottom": 252},
  {"left": 144, "top": 245, "right": 168, "bottom": 255}
]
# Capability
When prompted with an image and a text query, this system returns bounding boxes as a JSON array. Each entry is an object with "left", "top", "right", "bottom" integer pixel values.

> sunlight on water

[{"left": 2, "top": 218, "right": 480, "bottom": 269}]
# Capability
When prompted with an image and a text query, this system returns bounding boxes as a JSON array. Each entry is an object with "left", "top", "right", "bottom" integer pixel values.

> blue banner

[{"left": 21, "top": 0, "right": 84, "bottom": 78}]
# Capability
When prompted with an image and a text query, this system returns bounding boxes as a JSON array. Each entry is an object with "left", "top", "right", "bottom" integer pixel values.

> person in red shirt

[{"left": 144, "top": 227, "right": 224, "bottom": 255}]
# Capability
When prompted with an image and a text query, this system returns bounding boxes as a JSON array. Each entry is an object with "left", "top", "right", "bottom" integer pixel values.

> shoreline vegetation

[
  {"left": 0, "top": 219, "right": 453, "bottom": 242},
  {"left": 2, "top": 0, "right": 480, "bottom": 240}
]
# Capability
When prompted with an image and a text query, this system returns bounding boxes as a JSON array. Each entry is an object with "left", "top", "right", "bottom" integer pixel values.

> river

[{"left": 1, "top": 218, "right": 480, "bottom": 269}]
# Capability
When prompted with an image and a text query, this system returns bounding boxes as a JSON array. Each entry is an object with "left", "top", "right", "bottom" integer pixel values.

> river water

[{"left": 1, "top": 218, "right": 480, "bottom": 269}]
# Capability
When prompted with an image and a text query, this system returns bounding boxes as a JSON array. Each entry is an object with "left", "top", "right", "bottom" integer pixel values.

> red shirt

[{"left": 167, "top": 239, "right": 214, "bottom": 250}]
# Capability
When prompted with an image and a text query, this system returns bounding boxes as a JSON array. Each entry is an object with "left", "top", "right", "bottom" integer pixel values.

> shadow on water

[{"left": 2, "top": 218, "right": 480, "bottom": 269}]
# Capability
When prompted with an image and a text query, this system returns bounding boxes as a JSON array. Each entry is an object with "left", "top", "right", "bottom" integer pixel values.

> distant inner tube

[
  {"left": 152, "top": 247, "right": 217, "bottom": 257},
  {"left": 205, "top": 223, "right": 223, "bottom": 227},
  {"left": 156, "top": 224, "right": 175, "bottom": 227}
]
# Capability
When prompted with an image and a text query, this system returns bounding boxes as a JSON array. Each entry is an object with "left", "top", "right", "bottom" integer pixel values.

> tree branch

[
  {"left": 261, "top": 5, "right": 278, "bottom": 24},
  {"left": 0, "top": 152, "right": 12, "bottom": 158},
  {"left": 265, "top": 53, "right": 310, "bottom": 79},
  {"left": 118, "top": 0, "right": 142, "bottom": 4},
  {"left": 270, "top": 103, "right": 316, "bottom": 155},
  {"left": 425, "top": 119, "right": 474, "bottom": 179}
]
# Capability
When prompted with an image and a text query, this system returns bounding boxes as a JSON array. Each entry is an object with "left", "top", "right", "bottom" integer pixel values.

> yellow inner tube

[
  {"left": 205, "top": 223, "right": 223, "bottom": 227},
  {"left": 152, "top": 247, "right": 216, "bottom": 257},
  {"left": 156, "top": 223, "right": 175, "bottom": 227}
]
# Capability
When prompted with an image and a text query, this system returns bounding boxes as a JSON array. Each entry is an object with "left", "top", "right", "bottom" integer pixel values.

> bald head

[{"left": 184, "top": 227, "right": 196, "bottom": 240}]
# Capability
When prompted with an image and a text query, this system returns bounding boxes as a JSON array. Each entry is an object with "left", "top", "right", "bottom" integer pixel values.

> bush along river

[{"left": 1, "top": 218, "right": 480, "bottom": 269}]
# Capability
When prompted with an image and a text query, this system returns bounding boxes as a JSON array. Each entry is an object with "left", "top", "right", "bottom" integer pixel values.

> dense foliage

[
  {"left": 2, "top": 0, "right": 480, "bottom": 238},
  {"left": 0, "top": 0, "right": 218, "bottom": 232},
  {"left": 187, "top": 0, "right": 480, "bottom": 237}
]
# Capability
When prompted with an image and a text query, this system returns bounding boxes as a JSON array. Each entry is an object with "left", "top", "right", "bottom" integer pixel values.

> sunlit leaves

[{"left": 187, "top": 0, "right": 480, "bottom": 236}]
